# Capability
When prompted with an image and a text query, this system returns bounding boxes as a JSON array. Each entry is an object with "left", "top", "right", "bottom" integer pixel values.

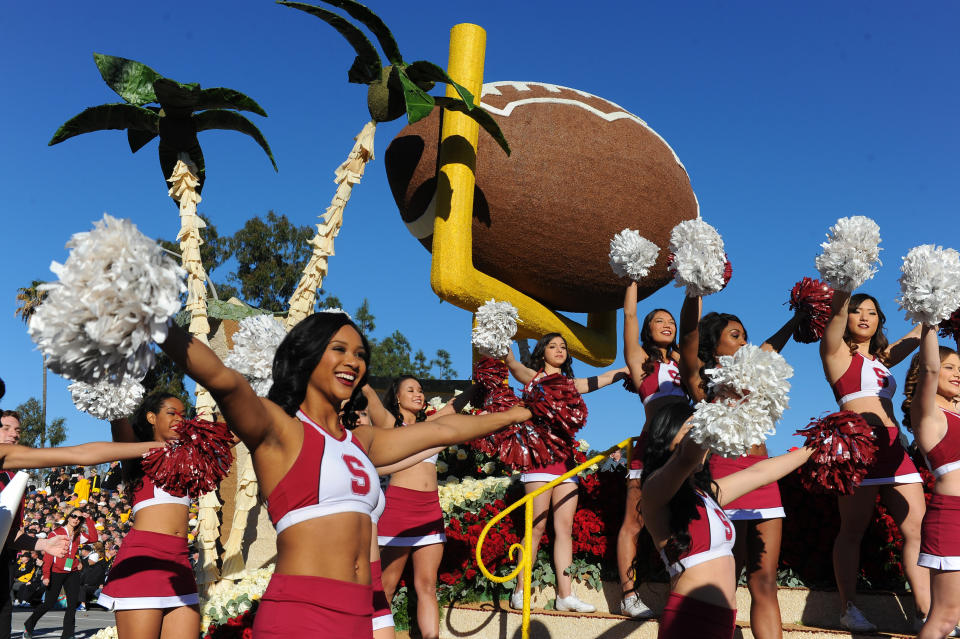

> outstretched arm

[
  {"left": 160, "top": 323, "right": 274, "bottom": 451},
  {"left": 623, "top": 282, "right": 650, "bottom": 391},
  {"left": 505, "top": 349, "right": 537, "bottom": 385},
  {"left": 886, "top": 324, "right": 922, "bottom": 368},
  {"left": 0, "top": 441, "right": 158, "bottom": 471},
  {"left": 678, "top": 294, "right": 705, "bottom": 401},
  {"left": 362, "top": 405, "right": 531, "bottom": 467},
  {"left": 714, "top": 447, "right": 813, "bottom": 507},
  {"left": 573, "top": 366, "right": 629, "bottom": 395}
]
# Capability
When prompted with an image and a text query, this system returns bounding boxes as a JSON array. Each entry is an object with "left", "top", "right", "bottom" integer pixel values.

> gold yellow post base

[{"left": 431, "top": 24, "right": 617, "bottom": 366}]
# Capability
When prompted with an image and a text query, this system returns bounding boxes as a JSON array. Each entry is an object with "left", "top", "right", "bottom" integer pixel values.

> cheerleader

[
  {"left": 23, "top": 507, "right": 97, "bottom": 639},
  {"left": 639, "top": 402, "right": 813, "bottom": 639},
  {"left": 616, "top": 282, "right": 689, "bottom": 618},
  {"left": 157, "top": 313, "right": 531, "bottom": 638},
  {"left": 92, "top": 392, "right": 197, "bottom": 639},
  {"left": 820, "top": 292, "right": 926, "bottom": 632},
  {"left": 902, "top": 326, "right": 960, "bottom": 638},
  {"left": 677, "top": 294, "right": 800, "bottom": 639},
  {"left": 505, "top": 333, "right": 627, "bottom": 612}
]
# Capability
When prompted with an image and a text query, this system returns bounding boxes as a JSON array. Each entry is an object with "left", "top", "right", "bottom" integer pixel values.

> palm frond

[
  {"left": 194, "top": 110, "right": 278, "bottom": 171},
  {"left": 49, "top": 104, "right": 160, "bottom": 146}
]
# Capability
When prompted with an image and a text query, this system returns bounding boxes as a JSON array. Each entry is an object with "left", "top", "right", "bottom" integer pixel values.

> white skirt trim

[
  {"left": 377, "top": 532, "right": 446, "bottom": 547},
  {"left": 519, "top": 472, "right": 578, "bottom": 484},
  {"left": 725, "top": 507, "right": 785, "bottom": 521},
  {"left": 372, "top": 612, "right": 395, "bottom": 630},
  {"left": 97, "top": 592, "right": 199, "bottom": 610},
  {"left": 918, "top": 553, "right": 960, "bottom": 571},
  {"left": 859, "top": 472, "right": 922, "bottom": 486}
]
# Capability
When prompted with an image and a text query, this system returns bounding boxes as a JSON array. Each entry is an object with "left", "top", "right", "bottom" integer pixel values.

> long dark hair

[
  {"left": 637, "top": 402, "right": 717, "bottom": 572},
  {"left": 844, "top": 293, "right": 889, "bottom": 363},
  {"left": 901, "top": 345, "right": 959, "bottom": 432},
  {"left": 382, "top": 375, "right": 426, "bottom": 428},
  {"left": 640, "top": 308, "right": 679, "bottom": 376},
  {"left": 697, "top": 312, "right": 747, "bottom": 398},
  {"left": 529, "top": 333, "right": 574, "bottom": 378},
  {"left": 267, "top": 312, "right": 370, "bottom": 429},
  {"left": 124, "top": 391, "right": 179, "bottom": 490}
]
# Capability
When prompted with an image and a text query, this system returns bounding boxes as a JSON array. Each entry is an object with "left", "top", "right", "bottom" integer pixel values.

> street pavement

[{"left": 11, "top": 609, "right": 114, "bottom": 638}]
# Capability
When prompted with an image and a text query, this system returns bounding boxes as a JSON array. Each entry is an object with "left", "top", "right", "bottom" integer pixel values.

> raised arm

[
  {"left": 820, "top": 289, "right": 852, "bottom": 364},
  {"left": 110, "top": 418, "right": 136, "bottom": 444},
  {"left": 623, "top": 282, "right": 650, "bottom": 391},
  {"left": 160, "top": 323, "right": 273, "bottom": 451},
  {"left": 885, "top": 323, "right": 922, "bottom": 368},
  {"left": 361, "top": 405, "right": 531, "bottom": 467},
  {"left": 714, "top": 447, "right": 813, "bottom": 507},
  {"left": 0, "top": 441, "right": 158, "bottom": 471},
  {"left": 505, "top": 349, "right": 537, "bottom": 385},
  {"left": 678, "top": 294, "right": 705, "bottom": 401},
  {"left": 361, "top": 384, "right": 395, "bottom": 428},
  {"left": 911, "top": 325, "right": 948, "bottom": 447},
  {"left": 640, "top": 424, "right": 706, "bottom": 513},
  {"left": 573, "top": 366, "right": 629, "bottom": 395}
]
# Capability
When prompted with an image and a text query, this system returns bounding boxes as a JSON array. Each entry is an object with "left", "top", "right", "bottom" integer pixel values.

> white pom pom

[
  {"left": 68, "top": 378, "right": 145, "bottom": 421},
  {"left": 814, "top": 216, "right": 882, "bottom": 292},
  {"left": 28, "top": 215, "right": 186, "bottom": 382},
  {"left": 609, "top": 229, "right": 660, "bottom": 281},
  {"left": 897, "top": 244, "right": 960, "bottom": 326},
  {"left": 224, "top": 314, "right": 287, "bottom": 397},
  {"left": 668, "top": 219, "right": 727, "bottom": 297},
  {"left": 472, "top": 300, "right": 521, "bottom": 358},
  {"left": 688, "top": 345, "right": 793, "bottom": 456}
]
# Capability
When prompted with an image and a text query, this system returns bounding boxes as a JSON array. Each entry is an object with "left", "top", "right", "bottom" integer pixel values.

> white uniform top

[
  {"left": 422, "top": 452, "right": 439, "bottom": 465},
  {"left": 268, "top": 410, "right": 380, "bottom": 535},
  {"left": 832, "top": 352, "right": 897, "bottom": 405},
  {"left": 659, "top": 492, "right": 736, "bottom": 577},
  {"left": 638, "top": 360, "right": 687, "bottom": 406},
  {"left": 371, "top": 483, "right": 387, "bottom": 524},
  {"left": 131, "top": 476, "right": 192, "bottom": 515}
]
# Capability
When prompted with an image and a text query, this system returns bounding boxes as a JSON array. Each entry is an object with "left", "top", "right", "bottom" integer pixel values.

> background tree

[
  {"left": 15, "top": 281, "right": 49, "bottom": 446},
  {"left": 278, "top": 0, "right": 509, "bottom": 329},
  {"left": 15, "top": 398, "right": 66, "bottom": 448}
]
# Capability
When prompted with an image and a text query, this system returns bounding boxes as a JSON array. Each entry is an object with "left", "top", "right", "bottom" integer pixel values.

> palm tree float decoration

[
  {"left": 48, "top": 54, "right": 277, "bottom": 419},
  {"left": 278, "top": 0, "right": 510, "bottom": 329}
]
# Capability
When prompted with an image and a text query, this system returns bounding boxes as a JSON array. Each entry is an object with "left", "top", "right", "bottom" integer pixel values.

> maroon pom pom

[
  {"left": 473, "top": 356, "right": 509, "bottom": 391},
  {"left": 485, "top": 420, "right": 574, "bottom": 471},
  {"left": 142, "top": 418, "right": 234, "bottom": 498},
  {"left": 523, "top": 373, "right": 588, "bottom": 440},
  {"left": 939, "top": 308, "right": 960, "bottom": 344},
  {"left": 789, "top": 277, "right": 835, "bottom": 344},
  {"left": 795, "top": 411, "right": 878, "bottom": 495}
]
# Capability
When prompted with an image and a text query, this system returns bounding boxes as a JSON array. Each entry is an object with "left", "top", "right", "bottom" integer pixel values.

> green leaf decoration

[
  {"left": 397, "top": 71, "right": 435, "bottom": 123},
  {"left": 315, "top": 0, "right": 403, "bottom": 65},
  {"left": 194, "top": 109, "right": 278, "bottom": 171},
  {"left": 206, "top": 299, "right": 272, "bottom": 321},
  {"left": 153, "top": 78, "right": 202, "bottom": 110},
  {"left": 49, "top": 103, "right": 160, "bottom": 146},
  {"left": 127, "top": 128, "right": 158, "bottom": 153},
  {"left": 93, "top": 53, "right": 161, "bottom": 106},
  {"left": 406, "top": 60, "right": 475, "bottom": 109},
  {"left": 434, "top": 97, "right": 510, "bottom": 156},
  {"left": 196, "top": 88, "right": 268, "bottom": 117},
  {"left": 277, "top": 1, "right": 381, "bottom": 84}
]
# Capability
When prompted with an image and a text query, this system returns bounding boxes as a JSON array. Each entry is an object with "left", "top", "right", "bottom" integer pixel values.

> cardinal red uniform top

[
  {"left": 659, "top": 492, "right": 736, "bottom": 578},
  {"left": 919, "top": 408, "right": 960, "bottom": 571},
  {"left": 267, "top": 410, "right": 379, "bottom": 534},
  {"left": 831, "top": 352, "right": 920, "bottom": 485},
  {"left": 131, "top": 475, "right": 191, "bottom": 514},
  {"left": 924, "top": 408, "right": 960, "bottom": 479},
  {"left": 629, "top": 361, "right": 689, "bottom": 479}
]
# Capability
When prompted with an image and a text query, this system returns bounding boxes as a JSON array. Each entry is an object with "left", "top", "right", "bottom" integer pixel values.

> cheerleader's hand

[{"left": 36, "top": 534, "right": 69, "bottom": 558}]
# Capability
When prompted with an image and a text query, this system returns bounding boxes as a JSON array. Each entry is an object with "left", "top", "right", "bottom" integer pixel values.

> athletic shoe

[
  {"left": 22, "top": 627, "right": 33, "bottom": 639},
  {"left": 620, "top": 594, "right": 655, "bottom": 619},
  {"left": 555, "top": 594, "right": 596, "bottom": 613},
  {"left": 509, "top": 589, "right": 524, "bottom": 610},
  {"left": 839, "top": 602, "right": 877, "bottom": 633}
]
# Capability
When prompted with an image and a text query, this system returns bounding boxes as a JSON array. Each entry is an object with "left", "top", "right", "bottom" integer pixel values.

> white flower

[
  {"left": 456, "top": 449, "right": 468, "bottom": 461},
  {"left": 436, "top": 461, "right": 449, "bottom": 474},
  {"left": 577, "top": 439, "right": 590, "bottom": 452},
  {"left": 482, "top": 462, "right": 497, "bottom": 474}
]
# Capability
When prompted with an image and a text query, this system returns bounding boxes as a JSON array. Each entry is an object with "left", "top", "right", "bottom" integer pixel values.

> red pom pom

[
  {"left": 467, "top": 380, "right": 521, "bottom": 456},
  {"left": 142, "top": 418, "right": 234, "bottom": 498},
  {"left": 485, "top": 420, "right": 574, "bottom": 471},
  {"left": 789, "top": 277, "right": 835, "bottom": 343},
  {"left": 939, "top": 308, "right": 960, "bottom": 344},
  {"left": 795, "top": 411, "right": 878, "bottom": 495},
  {"left": 473, "top": 356, "right": 509, "bottom": 391},
  {"left": 523, "top": 373, "right": 588, "bottom": 440}
]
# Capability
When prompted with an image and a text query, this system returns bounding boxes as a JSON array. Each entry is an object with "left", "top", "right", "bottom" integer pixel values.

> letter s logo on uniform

[{"left": 342, "top": 455, "right": 370, "bottom": 495}]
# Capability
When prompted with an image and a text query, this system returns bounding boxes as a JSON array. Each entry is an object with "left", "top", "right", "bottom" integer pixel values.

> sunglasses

[{"left": 68, "top": 514, "right": 82, "bottom": 520}]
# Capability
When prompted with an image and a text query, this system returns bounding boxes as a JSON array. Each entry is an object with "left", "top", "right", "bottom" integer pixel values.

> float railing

[{"left": 475, "top": 437, "right": 634, "bottom": 639}]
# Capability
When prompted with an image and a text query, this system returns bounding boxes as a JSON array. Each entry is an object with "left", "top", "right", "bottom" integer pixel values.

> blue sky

[{"left": 1, "top": 1, "right": 958, "bottom": 455}]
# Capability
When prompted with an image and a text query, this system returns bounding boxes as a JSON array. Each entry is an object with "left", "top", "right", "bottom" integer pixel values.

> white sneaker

[
  {"left": 555, "top": 594, "right": 596, "bottom": 613},
  {"left": 620, "top": 594, "right": 655, "bottom": 619},
  {"left": 509, "top": 589, "right": 524, "bottom": 610},
  {"left": 917, "top": 616, "right": 960, "bottom": 637},
  {"left": 839, "top": 602, "right": 877, "bottom": 633}
]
